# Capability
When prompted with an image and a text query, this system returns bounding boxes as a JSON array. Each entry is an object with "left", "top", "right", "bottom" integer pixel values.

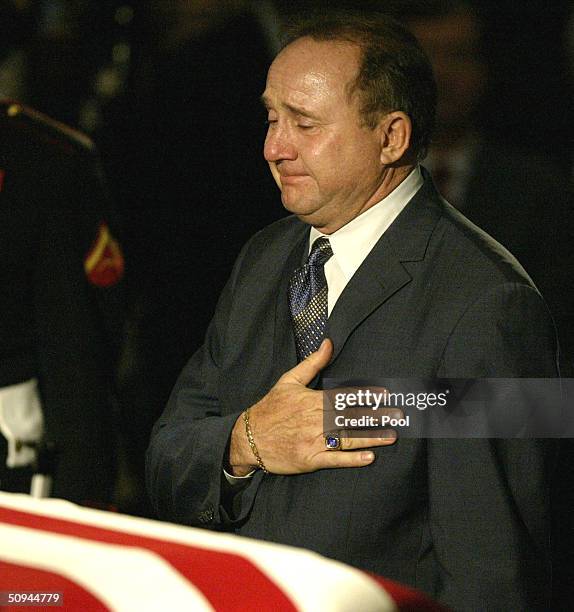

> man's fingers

[
  {"left": 312, "top": 431, "right": 397, "bottom": 470},
  {"left": 281, "top": 338, "right": 333, "bottom": 386},
  {"left": 338, "top": 430, "right": 398, "bottom": 449},
  {"left": 314, "top": 449, "right": 378, "bottom": 470}
]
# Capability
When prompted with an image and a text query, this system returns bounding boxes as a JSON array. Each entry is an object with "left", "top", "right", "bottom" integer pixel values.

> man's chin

[
  {"left": 281, "top": 190, "right": 317, "bottom": 212},
  {"left": 281, "top": 197, "right": 318, "bottom": 219},
  {"left": 282, "top": 200, "right": 332, "bottom": 231}
]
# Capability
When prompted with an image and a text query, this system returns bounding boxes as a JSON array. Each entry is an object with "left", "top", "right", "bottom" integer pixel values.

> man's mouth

[{"left": 280, "top": 174, "right": 308, "bottom": 184}]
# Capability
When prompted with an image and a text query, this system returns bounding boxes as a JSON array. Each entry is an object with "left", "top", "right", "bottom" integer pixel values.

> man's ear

[{"left": 378, "top": 111, "right": 412, "bottom": 165}]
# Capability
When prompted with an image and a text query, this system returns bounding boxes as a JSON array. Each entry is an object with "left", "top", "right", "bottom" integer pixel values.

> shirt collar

[{"left": 309, "top": 165, "right": 423, "bottom": 281}]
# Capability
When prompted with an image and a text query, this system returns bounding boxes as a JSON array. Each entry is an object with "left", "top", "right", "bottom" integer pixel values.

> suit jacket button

[{"left": 198, "top": 507, "right": 214, "bottom": 524}]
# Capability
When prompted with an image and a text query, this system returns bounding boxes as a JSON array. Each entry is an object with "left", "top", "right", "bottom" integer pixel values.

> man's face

[{"left": 262, "top": 38, "right": 386, "bottom": 234}]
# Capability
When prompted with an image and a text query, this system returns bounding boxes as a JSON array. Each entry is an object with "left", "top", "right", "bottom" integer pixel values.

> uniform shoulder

[{"left": 0, "top": 99, "right": 95, "bottom": 156}]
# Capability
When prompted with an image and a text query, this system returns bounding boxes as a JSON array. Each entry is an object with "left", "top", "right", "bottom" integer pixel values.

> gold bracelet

[{"left": 243, "top": 409, "right": 268, "bottom": 474}]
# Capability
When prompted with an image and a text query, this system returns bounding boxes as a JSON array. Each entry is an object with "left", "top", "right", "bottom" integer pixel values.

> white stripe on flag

[{"left": 0, "top": 522, "right": 215, "bottom": 612}]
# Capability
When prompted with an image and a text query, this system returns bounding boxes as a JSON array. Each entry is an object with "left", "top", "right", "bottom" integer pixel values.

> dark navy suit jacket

[{"left": 147, "top": 174, "right": 558, "bottom": 610}]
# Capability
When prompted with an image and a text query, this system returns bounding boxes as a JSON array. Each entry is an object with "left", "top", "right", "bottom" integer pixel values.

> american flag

[{"left": 0, "top": 492, "right": 444, "bottom": 611}]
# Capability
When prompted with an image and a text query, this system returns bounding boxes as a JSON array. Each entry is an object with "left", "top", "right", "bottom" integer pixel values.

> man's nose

[{"left": 264, "top": 125, "right": 297, "bottom": 162}]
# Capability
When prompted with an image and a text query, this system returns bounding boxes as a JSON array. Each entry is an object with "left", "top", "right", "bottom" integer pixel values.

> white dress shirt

[
  {"left": 225, "top": 166, "right": 424, "bottom": 483},
  {"left": 310, "top": 165, "right": 423, "bottom": 314}
]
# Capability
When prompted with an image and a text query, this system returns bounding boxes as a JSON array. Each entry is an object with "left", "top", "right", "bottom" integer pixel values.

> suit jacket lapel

[{"left": 326, "top": 175, "right": 444, "bottom": 363}]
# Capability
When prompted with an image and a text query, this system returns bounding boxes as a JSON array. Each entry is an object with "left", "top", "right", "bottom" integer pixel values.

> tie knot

[{"left": 308, "top": 237, "right": 333, "bottom": 268}]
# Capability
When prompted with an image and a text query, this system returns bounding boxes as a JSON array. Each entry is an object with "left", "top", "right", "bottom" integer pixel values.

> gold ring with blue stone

[{"left": 325, "top": 433, "right": 341, "bottom": 450}]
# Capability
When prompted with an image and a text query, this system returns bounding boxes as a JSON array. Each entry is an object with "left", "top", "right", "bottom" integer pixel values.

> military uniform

[{"left": 0, "top": 100, "right": 125, "bottom": 505}]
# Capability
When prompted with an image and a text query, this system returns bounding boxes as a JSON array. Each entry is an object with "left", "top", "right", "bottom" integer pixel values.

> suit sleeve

[
  {"left": 145, "top": 242, "right": 264, "bottom": 528},
  {"left": 431, "top": 282, "right": 558, "bottom": 610}
]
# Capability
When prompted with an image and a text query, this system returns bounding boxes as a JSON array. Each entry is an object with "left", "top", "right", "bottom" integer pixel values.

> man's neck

[{"left": 316, "top": 164, "right": 415, "bottom": 235}]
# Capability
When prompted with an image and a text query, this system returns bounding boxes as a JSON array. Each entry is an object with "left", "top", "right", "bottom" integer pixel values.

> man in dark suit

[
  {"left": 0, "top": 101, "right": 125, "bottom": 505},
  {"left": 147, "top": 13, "right": 558, "bottom": 610}
]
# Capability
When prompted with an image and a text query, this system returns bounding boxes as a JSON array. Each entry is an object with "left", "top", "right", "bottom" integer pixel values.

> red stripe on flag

[
  {"left": 0, "top": 507, "right": 297, "bottom": 612},
  {"left": 369, "top": 573, "right": 448, "bottom": 612},
  {"left": 0, "top": 169, "right": 5, "bottom": 192},
  {"left": 0, "top": 561, "right": 108, "bottom": 611}
]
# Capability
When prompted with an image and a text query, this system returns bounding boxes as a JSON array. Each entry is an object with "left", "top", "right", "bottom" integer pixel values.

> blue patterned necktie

[{"left": 288, "top": 237, "right": 333, "bottom": 361}]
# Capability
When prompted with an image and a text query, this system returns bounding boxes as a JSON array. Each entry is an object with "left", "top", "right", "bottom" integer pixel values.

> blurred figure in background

[
  {"left": 402, "top": 0, "right": 574, "bottom": 376},
  {"left": 0, "top": 0, "right": 288, "bottom": 516},
  {"left": 98, "top": 0, "right": 286, "bottom": 514},
  {"left": 0, "top": 0, "right": 34, "bottom": 101},
  {"left": 0, "top": 101, "right": 125, "bottom": 506}
]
